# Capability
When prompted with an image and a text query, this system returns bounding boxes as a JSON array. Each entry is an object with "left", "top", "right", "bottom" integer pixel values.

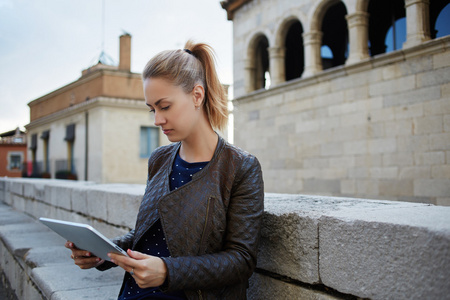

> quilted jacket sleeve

[{"left": 161, "top": 155, "right": 264, "bottom": 291}]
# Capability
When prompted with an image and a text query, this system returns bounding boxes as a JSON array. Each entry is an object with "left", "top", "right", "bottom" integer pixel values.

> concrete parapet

[{"left": 0, "top": 178, "right": 449, "bottom": 299}]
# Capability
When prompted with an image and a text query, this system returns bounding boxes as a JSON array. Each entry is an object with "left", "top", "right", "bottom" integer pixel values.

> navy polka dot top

[{"left": 118, "top": 152, "right": 208, "bottom": 300}]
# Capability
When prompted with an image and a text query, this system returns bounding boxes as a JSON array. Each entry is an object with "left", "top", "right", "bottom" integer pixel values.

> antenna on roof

[{"left": 101, "top": 0, "right": 106, "bottom": 53}]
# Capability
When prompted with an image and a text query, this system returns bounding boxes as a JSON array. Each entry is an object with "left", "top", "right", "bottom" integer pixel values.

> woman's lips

[{"left": 162, "top": 129, "right": 172, "bottom": 135}]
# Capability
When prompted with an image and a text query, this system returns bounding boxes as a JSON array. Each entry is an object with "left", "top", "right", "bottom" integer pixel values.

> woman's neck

[{"left": 179, "top": 126, "right": 218, "bottom": 163}]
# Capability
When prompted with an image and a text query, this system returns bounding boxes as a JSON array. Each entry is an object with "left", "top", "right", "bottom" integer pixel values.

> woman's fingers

[{"left": 65, "top": 240, "right": 102, "bottom": 269}]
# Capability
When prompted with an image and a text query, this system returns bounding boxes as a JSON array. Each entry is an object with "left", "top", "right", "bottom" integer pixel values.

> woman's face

[{"left": 144, "top": 77, "right": 202, "bottom": 142}]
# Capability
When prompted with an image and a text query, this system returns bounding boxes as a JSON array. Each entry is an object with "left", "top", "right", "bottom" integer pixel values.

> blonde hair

[{"left": 142, "top": 41, "right": 228, "bottom": 131}]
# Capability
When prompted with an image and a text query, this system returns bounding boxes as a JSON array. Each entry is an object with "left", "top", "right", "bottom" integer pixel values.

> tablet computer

[{"left": 39, "top": 217, "right": 129, "bottom": 261}]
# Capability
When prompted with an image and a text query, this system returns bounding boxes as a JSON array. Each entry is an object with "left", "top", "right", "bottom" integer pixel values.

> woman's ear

[{"left": 192, "top": 85, "right": 205, "bottom": 107}]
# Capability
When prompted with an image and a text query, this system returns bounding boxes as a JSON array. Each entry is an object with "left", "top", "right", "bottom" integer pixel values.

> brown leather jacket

[{"left": 100, "top": 135, "right": 264, "bottom": 299}]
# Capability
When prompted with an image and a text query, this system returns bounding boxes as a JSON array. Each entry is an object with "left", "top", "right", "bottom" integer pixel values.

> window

[
  {"left": 140, "top": 127, "right": 159, "bottom": 158},
  {"left": 254, "top": 36, "right": 270, "bottom": 90},
  {"left": 41, "top": 130, "right": 50, "bottom": 173},
  {"left": 284, "top": 20, "right": 304, "bottom": 81},
  {"left": 321, "top": 1, "right": 348, "bottom": 70},
  {"left": 8, "top": 152, "right": 23, "bottom": 171},
  {"left": 430, "top": 2, "right": 450, "bottom": 39},
  {"left": 368, "top": 0, "right": 406, "bottom": 56},
  {"left": 65, "top": 124, "right": 75, "bottom": 172}
]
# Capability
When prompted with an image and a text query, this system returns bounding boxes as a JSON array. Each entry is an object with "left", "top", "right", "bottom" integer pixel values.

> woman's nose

[{"left": 154, "top": 112, "right": 166, "bottom": 126}]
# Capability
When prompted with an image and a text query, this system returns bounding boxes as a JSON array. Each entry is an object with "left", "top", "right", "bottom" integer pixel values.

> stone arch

[
  {"left": 274, "top": 16, "right": 305, "bottom": 81},
  {"left": 246, "top": 32, "right": 270, "bottom": 92},
  {"left": 309, "top": 0, "right": 342, "bottom": 32}
]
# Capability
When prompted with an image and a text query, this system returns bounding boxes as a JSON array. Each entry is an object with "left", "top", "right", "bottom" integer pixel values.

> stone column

[
  {"left": 244, "top": 58, "right": 255, "bottom": 93},
  {"left": 303, "top": 31, "right": 323, "bottom": 77},
  {"left": 403, "top": 0, "right": 431, "bottom": 49},
  {"left": 346, "top": 11, "right": 370, "bottom": 65},
  {"left": 268, "top": 47, "right": 286, "bottom": 86}
]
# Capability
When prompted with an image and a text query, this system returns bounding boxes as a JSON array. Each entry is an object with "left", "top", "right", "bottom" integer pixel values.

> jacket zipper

[
  {"left": 199, "top": 197, "right": 213, "bottom": 251},
  {"left": 197, "top": 289, "right": 203, "bottom": 300}
]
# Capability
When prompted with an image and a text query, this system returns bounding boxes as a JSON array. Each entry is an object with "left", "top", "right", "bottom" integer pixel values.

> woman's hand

[
  {"left": 65, "top": 241, "right": 104, "bottom": 269},
  {"left": 109, "top": 249, "right": 167, "bottom": 288}
]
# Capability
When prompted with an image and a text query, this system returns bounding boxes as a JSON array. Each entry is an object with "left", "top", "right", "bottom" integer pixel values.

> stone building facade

[
  {"left": 26, "top": 34, "right": 169, "bottom": 184},
  {"left": 222, "top": 0, "right": 450, "bottom": 205}
]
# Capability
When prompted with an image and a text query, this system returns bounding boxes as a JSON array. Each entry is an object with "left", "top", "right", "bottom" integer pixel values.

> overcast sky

[{"left": 0, "top": 0, "right": 233, "bottom": 134}]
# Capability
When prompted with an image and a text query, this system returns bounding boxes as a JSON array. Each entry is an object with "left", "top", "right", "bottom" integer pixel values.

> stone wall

[
  {"left": 1, "top": 177, "right": 449, "bottom": 300},
  {"left": 233, "top": 37, "right": 450, "bottom": 205},
  {"left": 229, "top": 0, "right": 450, "bottom": 205}
]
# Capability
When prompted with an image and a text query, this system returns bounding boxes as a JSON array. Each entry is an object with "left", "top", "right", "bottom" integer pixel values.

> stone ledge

[
  {"left": 0, "top": 202, "right": 123, "bottom": 299},
  {"left": 1, "top": 178, "right": 450, "bottom": 300}
]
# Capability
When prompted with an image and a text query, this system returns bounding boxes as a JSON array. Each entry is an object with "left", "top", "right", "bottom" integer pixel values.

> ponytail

[{"left": 142, "top": 40, "right": 228, "bottom": 131}]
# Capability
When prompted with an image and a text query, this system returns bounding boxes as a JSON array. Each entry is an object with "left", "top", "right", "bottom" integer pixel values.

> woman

[{"left": 66, "top": 41, "right": 264, "bottom": 299}]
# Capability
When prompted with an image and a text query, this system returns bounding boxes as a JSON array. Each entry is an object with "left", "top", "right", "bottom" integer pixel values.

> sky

[{"left": 0, "top": 0, "right": 233, "bottom": 134}]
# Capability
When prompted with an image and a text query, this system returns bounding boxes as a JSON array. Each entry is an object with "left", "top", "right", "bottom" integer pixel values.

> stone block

[
  {"left": 303, "top": 179, "right": 340, "bottom": 194},
  {"left": 396, "top": 135, "right": 429, "bottom": 152},
  {"left": 369, "top": 108, "right": 395, "bottom": 122},
  {"left": 424, "top": 97, "right": 450, "bottom": 115},
  {"left": 85, "top": 188, "right": 109, "bottom": 221},
  {"left": 429, "top": 133, "right": 450, "bottom": 151},
  {"left": 319, "top": 205, "right": 450, "bottom": 300},
  {"left": 414, "top": 115, "right": 443, "bottom": 134},
  {"left": 343, "top": 140, "right": 367, "bottom": 155},
  {"left": 10, "top": 181, "right": 23, "bottom": 196},
  {"left": 356, "top": 179, "right": 379, "bottom": 195},
  {"left": 340, "top": 179, "right": 356, "bottom": 194},
  {"left": 303, "top": 158, "right": 329, "bottom": 169},
  {"left": 355, "top": 154, "right": 382, "bottom": 167},
  {"left": 414, "top": 151, "right": 446, "bottom": 165},
  {"left": 348, "top": 167, "right": 369, "bottom": 178},
  {"left": 431, "top": 165, "right": 450, "bottom": 179},
  {"left": 23, "top": 180, "right": 46, "bottom": 201},
  {"left": 70, "top": 187, "right": 88, "bottom": 215},
  {"left": 248, "top": 273, "right": 339, "bottom": 300},
  {"left": 368, "top": 138, "right": 397, "bottom": 154},
  {"left": 329, "top": 156, "right": 355, "bottom": 168},
  {"left": 414, "top": 179, "right": 450, "bottom": 197},
  {"left": 417, "top": 67, "right": 450, "bottom": 88},
  {"left": 444, "top": 114, "right": 450, "bottom": 132},
  {"left": 394, "top": 102, "right": 424, "bottom": 120},
  {"left": 384, "top": 120, "right": 413, "bottom": 137},
  {"left": 436, "top": 198, "right": 450, "bottom": 206},
  {"left": 399, "top": 166, "right": 430, "bottom": 179},
  {"left": 383, "top": 86, "right": 441, "bottom": 108},
  {"left": 369, "top": 75, "right": 416, "bottom": 97},
  {"left": 31, "top": 264, "right": 123, "bottom": 299},
  {"left": 320, "top": 142, "right": 343, "bottom": 157},
  {"left": 51, "top": 285, "right": 122, "bottom": 300},
  {"left": 379, "top": 179, "right": 413, "bottom": 197},
  {"left": 433, "top": 51, "right": 450, "bottom": 69},
  {"left": 382, "top": 153, "right": 413, "bottom": 166},
  {"left": 340, "top": 111, "right": 367, "bottom": 127}
]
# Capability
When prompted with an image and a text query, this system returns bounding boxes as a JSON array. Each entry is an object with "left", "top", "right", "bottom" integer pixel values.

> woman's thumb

[{"left": 127, "top": 249, "right": 149, "bottom": 260}]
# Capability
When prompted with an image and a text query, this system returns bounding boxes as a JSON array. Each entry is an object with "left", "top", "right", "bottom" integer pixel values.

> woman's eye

[
  {"left": 149, "top": 109, "right": 155, "bottom": 113},
  {"left": 161, "top": 106, "right": 170, "bottom": 111}
]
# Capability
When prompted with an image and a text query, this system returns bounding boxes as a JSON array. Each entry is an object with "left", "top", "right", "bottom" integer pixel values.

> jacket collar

[{"left": 162, "top": 132, "right": 226, "bottom": 187}]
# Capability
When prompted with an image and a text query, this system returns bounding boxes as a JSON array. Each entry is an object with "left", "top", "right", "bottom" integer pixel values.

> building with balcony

[
  {"left": 25, "top": 34, "right": 169, "bottom": 184},
  {"left": 0, "top": 127, "right": 27, "bottom": 178}
]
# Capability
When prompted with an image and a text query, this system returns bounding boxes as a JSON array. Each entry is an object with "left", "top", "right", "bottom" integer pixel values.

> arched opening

[
  {"left": 284, "top": 21, "right": 304, "bottom": 81},
  {"left": 321, "top": 1, "right": 348, "bottom": 70},
  {"left": 368, "top": 0, "right": 406, "bottom": 56},
  {"left": 430, "top": 1, "right": 450, "bottom": 39},
  {"left": 253, "top": 35, "right": 270, "bottom": 90}
]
